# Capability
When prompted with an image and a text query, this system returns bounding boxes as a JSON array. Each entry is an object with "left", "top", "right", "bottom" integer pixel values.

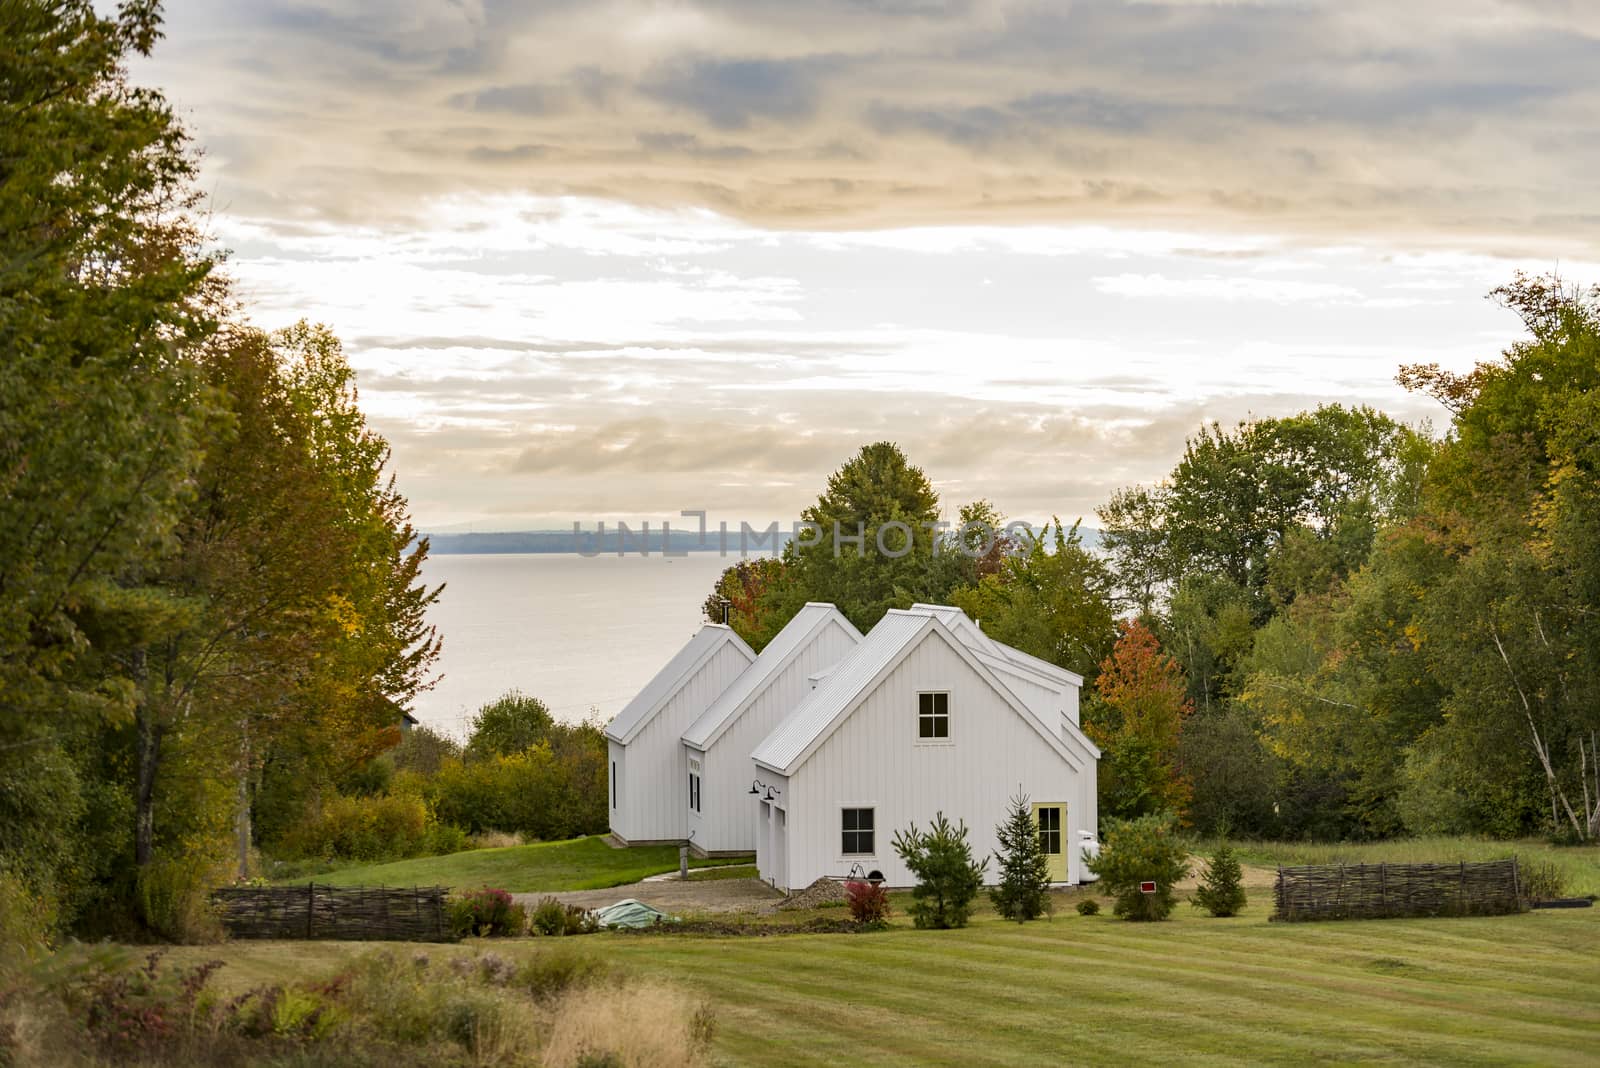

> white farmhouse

[
  {"left": 749, "top": 607, "right": 1099, "bottom": 891},
  {"left": 605, "top": 624, "right": 755, "bottom": 846},
  {"left": 680, "top": 603, "right": 862, "bottom": 857}
]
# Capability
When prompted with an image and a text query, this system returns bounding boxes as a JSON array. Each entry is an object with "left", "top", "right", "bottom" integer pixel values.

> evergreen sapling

[
  {"left": 989, "top": 793, "right": 1053, "bottom": 922},
  {"left": 1190, "top": 842, "right": 1247, "bottom": 917}
]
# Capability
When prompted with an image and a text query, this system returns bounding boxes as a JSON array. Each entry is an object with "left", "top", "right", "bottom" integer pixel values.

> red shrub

[{"left": 844, "top": 881, "right": 891, "bottom": 926}]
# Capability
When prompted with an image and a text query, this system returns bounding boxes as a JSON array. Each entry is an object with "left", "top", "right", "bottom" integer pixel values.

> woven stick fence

[
  {"left": 1272, "top": 859, "right": 1523, "bottom": 922},
  {"left": 212, "top": 884, "right": 455, "bottom": 941}
]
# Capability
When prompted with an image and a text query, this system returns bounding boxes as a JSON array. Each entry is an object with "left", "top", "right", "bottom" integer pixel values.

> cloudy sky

[{"left": 133, "top": 1, "right": 1600, "bottom": 530}]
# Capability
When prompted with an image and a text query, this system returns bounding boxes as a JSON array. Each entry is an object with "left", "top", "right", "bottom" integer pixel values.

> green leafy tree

[
  {"left": 892, "top": 812, "right": 988, "bottom": 929},
  {"left": 1085, "top": 812, "right": 1192, "bottom": 921},
  {"left": 768, "top": 442, "right": 946, "bottom": 634},
  {"left": 467, "top": 691, "right": 555, "bottom": 759},
  {"left": 951, "top": 519, "right": 1117, "bottom": 681},
  {"left": 1105, "top": 405, "right": 1429, "bottom": 621},
  {"left": 1096, "top": 484, "right": 1172, "bottom": 615},
  {"left": 1392, "top": 274, "right": 1600, "bottom": 838},
  {"left": 391, "top": 726, "right": 464, "bottom": 777},
  {"left": 1190, "top": 842, "right": 1247, "bottom": 917},
  {"left": 1176, "top": 706, "right": 1281, "bottom": 837},
  {"left": 0, "top": 1, "right": 224, "bottom": 919},
  {"left": 989, "top": 793, "right": 1053, "bottom": 922}
]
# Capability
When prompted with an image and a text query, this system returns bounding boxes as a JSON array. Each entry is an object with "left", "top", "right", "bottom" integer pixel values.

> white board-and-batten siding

[
  {"left": 760, "top": 625, "right": 1091, "bottom": 890},
  {"left": 607, "top": 635, "right": 753, "bottom": 844},
  {"left": 687, "top": 616, "right": 860, "bottom": 854}
]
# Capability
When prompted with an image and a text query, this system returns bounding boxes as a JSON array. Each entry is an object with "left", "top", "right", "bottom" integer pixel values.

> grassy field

[
  {"left": 276, "top": 835, "right": 752, "bottom": 892},
  {"left": 1218, "top": 837, "right": 1600, "bottom": 896},
  {"left": 176, "top": 901, "right": 1599, "bottom": 1066}
]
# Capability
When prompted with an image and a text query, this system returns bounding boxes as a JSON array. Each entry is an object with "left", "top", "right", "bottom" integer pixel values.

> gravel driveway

[{"left": 512, "top": 876, "right": 786, "bottom": 916}]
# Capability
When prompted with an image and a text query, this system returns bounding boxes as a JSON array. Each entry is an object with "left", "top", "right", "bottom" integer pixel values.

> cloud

[
  {"left": 137, "top": 1, "right": 1600, "bottom": 255},
  {"left": 1091, "top": 273, "right": 1363, "bottom": 302}
]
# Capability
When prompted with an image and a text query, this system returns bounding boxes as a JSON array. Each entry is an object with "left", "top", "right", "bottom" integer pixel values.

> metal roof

[
  {"left": 997, "top": 643, "right": 1085, "bottom": 688},
  {"left": 752, "top": 610, "right": 934, "bottom": 774},
  {"left": 604, "top": 624, "right": 755, "bottom": 744},
  {"left": 910, "top": 603, "right": 1085, "bottom": 688},
  {"left": 975, "top": 648, "right": 1101, "bottom": 760},
  {"left": 753, "top": 608, "right": 1097, "bottom": 775},
  {"left": 681, "top": 603, "right": 860, "bottom": 750},
  {"left": 906, "top": 603, "right": 1004, "bottom": 656}
]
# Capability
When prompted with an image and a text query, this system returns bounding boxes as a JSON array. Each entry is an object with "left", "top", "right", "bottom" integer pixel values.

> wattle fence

[
  {"left": 1272, "top": 859, "right": 1523, "bottom": 922},
  {"left": 212, "top": 884, "right": 455, "bottom": 941}
]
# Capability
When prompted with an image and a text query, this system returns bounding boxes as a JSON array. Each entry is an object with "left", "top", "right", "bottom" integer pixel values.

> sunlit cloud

[{"left": 121, "top": 3, "right": 1598, "bottom": 530}]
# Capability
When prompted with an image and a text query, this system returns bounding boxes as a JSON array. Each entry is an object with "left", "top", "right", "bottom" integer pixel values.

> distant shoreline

[{"left": 420, "top": 530, "right": 794, "bottom": 555}]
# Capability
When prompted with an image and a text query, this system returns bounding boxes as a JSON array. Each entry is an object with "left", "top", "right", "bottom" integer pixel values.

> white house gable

[
  {"left": 683, "top": 608, "right": 861, "bottom": 854},
  {"left": 772, "top": 620, "right": 1091, "bottom": 887},
  {"left": 606, "top": 625, "right": 754, "bottom": 845}
]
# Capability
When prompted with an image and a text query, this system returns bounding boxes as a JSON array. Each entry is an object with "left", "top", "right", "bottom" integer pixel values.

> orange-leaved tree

[{"left": 1087, "top": 620, "right": 1194, "bottom": 821}]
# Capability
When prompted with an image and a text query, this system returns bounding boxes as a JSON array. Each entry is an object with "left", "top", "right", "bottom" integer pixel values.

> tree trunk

[
  {"left": 133, "top": 646, "right": 161, "bottom": 867},
  {"left": 236, "top": 717, "right": 251, "bottom": 881}
]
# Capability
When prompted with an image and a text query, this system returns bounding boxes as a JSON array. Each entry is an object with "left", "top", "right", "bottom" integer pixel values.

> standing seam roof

[
  {"left": 681, "top": 604, "right": 860, "bottom": 750},
  {"left": 751, "top": 611, "right": 933, "bottom": 772},
  {"left": 604, "top": 625, "right": 754, "bottom": 744}
]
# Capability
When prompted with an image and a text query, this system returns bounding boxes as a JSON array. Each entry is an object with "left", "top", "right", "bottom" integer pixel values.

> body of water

[{"left": 412, "top": 552, "right": 739, "bottom": 736}]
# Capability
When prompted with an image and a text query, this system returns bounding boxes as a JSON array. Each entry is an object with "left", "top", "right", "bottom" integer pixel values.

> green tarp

[{"left": 593, "top": 898, "right": 676, "bottom": 929}]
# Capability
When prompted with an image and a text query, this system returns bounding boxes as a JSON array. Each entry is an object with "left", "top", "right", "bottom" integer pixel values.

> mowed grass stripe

[
  {"left": 168, "top": 904, "right": 1600, "bottom": 1066},
  {"left": 1029, "top": 923, "right": 1600, "bottom": 1027},
  {"left": 803, "top": 933, "right": 1587, "bottom": 1064},
  {"left": 1060, "top": 914, "right": 1600, "bottom": 1001},
  {"left": 594, "top": 914, "right": 1599, "bottom": 1066}
]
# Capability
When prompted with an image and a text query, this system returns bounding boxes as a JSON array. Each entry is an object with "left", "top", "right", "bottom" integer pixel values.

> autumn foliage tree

[{"left": 1087, "top": 621, "right": 1194, "bottom": 821}]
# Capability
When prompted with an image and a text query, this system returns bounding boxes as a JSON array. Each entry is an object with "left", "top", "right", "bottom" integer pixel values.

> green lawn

[
  {"left": 1219, "top": 837, "right": 1600, "bottom": 896},
  {"left": 178, "top": 903, "right": 1599, "bottom": 1066},
  {"left": 275, "top": 836, "right": 751, "bottom": 892}
]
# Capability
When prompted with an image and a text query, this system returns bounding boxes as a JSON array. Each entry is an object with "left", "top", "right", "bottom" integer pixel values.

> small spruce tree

[
  {"left": 892, "top": 812, "right": 988, "bottom": 929},
  {"left": 1190, "top": 842, "right": 1247, "bottom": 917},
  {"left": 989, "top": 793, "right": 1053, "bottom": 922}
]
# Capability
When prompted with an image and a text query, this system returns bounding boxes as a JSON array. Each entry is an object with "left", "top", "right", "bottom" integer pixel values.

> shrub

[
  {"left": 77, "top": 949, "right": 225, "bottom": 1058},
  {"left": 563, "top": 903, "right": 599, "bottom": 936},
  {"left": 274, "top": 792, "right": 432, "bottom": 862},
  {"left": 517, "top": 951, "right": 611, "bottom": 1001},
  {"left": 342, "top": 949, "right": 542, "bottom": 1061},
  {"left": 1076, "top": 898, "right": 1100, "bottom": 916},
  {"left": 136, "top": 853, "right": 226, "bottom": 943},
  {"left": 449, "top": 888, "right": 525, "bottom": 938},
  {"left": 1190, "top": 842, "right": 1248, "bottom": 917},
  {"left": 531, "top": 896, "right": 567, "bottom": 936},
  {"left": 0, "top": 870, "right": 54, "bottom": 972},
  {"left": 1086, "top": 812, "right": 1192, "bottom": 921},
  {"left": 1520, "top": 859, "right": 1568, "bottom": 902},
  {"left": 892, "top": 812, "right": 988, "bottom": 929},
  {"left": 427, "top": 822, "right": 473, "bottom": 857},
  {"left": 989, "top": 793, "right": 1053, "bottom": 922},
  {"left": 844, "top": 880, "right": 892, "bottom": 926},
  {"left": 431, "top": 718, "right": 608, "bottom": 841}
]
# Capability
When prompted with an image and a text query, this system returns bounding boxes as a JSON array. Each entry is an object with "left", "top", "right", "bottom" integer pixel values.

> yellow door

[{"left": 1032, "top": 803, "right": 1067, "bottom": 883}]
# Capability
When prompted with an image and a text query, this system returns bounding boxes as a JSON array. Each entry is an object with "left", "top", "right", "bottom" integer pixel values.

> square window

[
  {"left": 841, "top": 807, "right": 875, "bottom": 855},
  {"left": 918, "top": 691, "right": 949, "bottom": 739}
]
